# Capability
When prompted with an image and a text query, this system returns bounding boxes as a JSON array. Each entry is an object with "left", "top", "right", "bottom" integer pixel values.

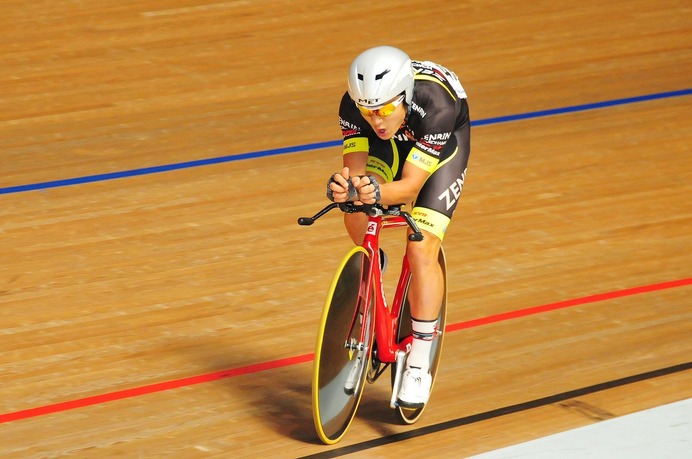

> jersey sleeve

[
  {"left": 405, "top": 80, "right": 458, "bottom": 173},
  {"left": 338, "top": 92, "right": 370, "bottom": 155}
]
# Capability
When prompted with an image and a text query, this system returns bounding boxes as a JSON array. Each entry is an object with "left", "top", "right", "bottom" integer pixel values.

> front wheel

[
  {"left": 312, "top": 247, "right": 375, "bottom": 444},
  {"left": 392, "top": 247, "right": 448, "bottom": 424}
]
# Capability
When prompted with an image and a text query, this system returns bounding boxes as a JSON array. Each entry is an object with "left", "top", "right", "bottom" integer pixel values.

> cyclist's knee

[{"left": 406, "top": 231, "right": 441, "bottom": 267}]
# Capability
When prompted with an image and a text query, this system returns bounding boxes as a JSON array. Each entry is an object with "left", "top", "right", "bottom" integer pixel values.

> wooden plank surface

[{"left": 1, "top": 0, "right": 690, "bottom": 457}]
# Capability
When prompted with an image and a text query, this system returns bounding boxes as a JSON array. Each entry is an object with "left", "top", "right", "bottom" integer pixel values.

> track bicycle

[{"left": 298, "top": 202, "right": 448, "bottom": 444}]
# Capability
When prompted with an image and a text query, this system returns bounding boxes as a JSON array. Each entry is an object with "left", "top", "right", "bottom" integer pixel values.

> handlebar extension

[{"left": 298, "top": 202, "right": 424, "bottom": 241}]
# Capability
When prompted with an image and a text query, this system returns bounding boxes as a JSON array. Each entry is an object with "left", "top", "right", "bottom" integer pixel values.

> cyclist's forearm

[{"left": 377, "top": 180, "right": 421, "bottom": 206}]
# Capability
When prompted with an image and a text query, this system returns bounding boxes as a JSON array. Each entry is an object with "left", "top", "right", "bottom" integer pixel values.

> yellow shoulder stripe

[
  {"left": 406, "top": 147, "right": 439, "bottom": 173},
  {"left": 343, "top": 137, "right": 369, "bottom": 155}
]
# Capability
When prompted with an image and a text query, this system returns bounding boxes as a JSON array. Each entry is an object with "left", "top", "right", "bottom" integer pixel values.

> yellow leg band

[{"left": 410, "top": 207, "right": 451, "bottom": 241}]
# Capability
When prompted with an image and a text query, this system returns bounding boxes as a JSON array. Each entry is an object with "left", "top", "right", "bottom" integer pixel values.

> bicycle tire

[
  {"left": 392, "top": 247, "right": 448, "bottom": 424},
  {"left": 312, "top": 246, "right": 376, "bottom": 444}
]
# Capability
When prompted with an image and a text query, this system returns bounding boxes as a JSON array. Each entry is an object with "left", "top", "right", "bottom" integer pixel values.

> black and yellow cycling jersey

[{"left": 338, "top": 60, "right": 471, "bottom": 240}]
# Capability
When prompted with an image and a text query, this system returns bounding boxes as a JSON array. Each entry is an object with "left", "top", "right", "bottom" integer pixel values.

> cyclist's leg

[
  {"left": 405, "top": 228, "right": 444, "bottom": 379},
  {"left": 398, "top": 124, "right": 470, "bottom": 406},
  {"left": 393, "top": 246, "right": 448, "bottom": 422},
  {"left": 407, "top": 121, "right": 470, "bottom": 317},
  {"left": 397, "top": 227, "right": 444, "bottom": 407},
  {"left": 406, "top": 231, "right": 444, "bottom": 321},
  {"left": 407, "top": 124, "right": 469, "bottom": 322},
  {"left": 344, "top": 212, "right": 368, "bottom": 245}
]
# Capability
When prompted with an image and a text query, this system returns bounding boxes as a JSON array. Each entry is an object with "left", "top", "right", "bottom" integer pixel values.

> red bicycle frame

[{"left": 354, "top": 212, "right": 415, "bottom": 364}]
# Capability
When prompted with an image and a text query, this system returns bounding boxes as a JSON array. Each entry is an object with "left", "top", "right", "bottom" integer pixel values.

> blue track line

[
  {"left": 471, "top": 88, "right": 692, "bottom": 126},
  {"left": 2, "top": 88, "right": 690, "bottom": 195}
]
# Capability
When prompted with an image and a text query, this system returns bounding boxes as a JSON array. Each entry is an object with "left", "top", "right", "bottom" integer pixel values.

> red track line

[
  {"left": 446, "top": 277, "right": 692, "bottom": 332},
  {"left": 1, "top": 278, "right": 689, "bottom": 425},
  {"left": 0, "top": 354, "right": 314, "bottom": 425}
]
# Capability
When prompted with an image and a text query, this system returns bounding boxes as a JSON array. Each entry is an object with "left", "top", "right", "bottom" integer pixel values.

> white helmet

[{"left": 347, "top": 46, "right": 414, "bottom": 108}]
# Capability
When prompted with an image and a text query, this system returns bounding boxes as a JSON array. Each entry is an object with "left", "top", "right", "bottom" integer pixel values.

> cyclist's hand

[
  {"left": 352, "top": 175, "right": 380, "bottom": 205},
  {"left": 327, "top": 167, "right": 356, "bottom": 202}
]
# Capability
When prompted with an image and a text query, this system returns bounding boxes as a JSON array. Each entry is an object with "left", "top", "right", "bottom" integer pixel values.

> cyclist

[{"left": 327, "top": 45, "right": 471, "bottom": 408}]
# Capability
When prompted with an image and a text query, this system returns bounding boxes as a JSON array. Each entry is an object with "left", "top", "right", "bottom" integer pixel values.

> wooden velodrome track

[{"left": 1, "top": 0, "right": 690, "bottom": 457}]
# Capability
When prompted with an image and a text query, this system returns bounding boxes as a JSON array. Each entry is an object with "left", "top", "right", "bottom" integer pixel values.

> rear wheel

[
  {"left": 392, "top": 247, "right": 448, "bottom": 424},
  {"left": 312, "top": 247, "right": 375, "bottom": 444}
]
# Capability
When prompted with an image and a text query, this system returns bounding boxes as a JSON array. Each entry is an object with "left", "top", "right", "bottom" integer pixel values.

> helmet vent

[{"left": 375, "top": 69, "right": 391, "bottom": 80}]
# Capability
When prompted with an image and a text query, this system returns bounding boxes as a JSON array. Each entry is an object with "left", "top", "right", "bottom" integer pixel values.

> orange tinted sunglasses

[{"left": 356, "top": 94, "right": 405, "bottom": 117}]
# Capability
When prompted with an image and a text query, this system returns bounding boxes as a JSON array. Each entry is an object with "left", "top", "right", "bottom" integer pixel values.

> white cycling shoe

[{"left": 396, "top": 367, "right": 432, "bottom": 408}]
